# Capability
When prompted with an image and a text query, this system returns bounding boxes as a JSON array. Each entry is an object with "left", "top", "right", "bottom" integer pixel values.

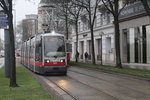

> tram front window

[{"left": 44, "top": 36, "right": 65, "bottom": 57}]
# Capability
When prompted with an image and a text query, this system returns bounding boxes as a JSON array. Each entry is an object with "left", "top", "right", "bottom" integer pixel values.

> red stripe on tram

[{"left": 35, "top": 62, "right": 43, "bottom": 67}]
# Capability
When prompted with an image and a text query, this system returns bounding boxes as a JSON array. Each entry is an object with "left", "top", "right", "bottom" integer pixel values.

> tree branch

[
  {"left": 102, "top": 0, "right": 114, "bottom": 15},
  {"left": 118, "top": 1, "right": 127, "bottom": 15},
  {"left": 0, "top": 0, "right": 9, "bottom": 13},
  {"left": 92, "top": 0, "right": 101, "bottom": 25}
]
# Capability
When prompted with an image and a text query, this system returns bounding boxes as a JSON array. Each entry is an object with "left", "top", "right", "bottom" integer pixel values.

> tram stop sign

[{"left": 0, "top": 10, "right": 8, "bottom": 28}]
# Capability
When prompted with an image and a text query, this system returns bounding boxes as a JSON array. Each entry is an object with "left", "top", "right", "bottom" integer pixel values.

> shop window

[
  {"left": 97, "top": 39, "right": 102, "bottom": 61},
  {"left": 146, "top": 25, "right": 150, "bottom": 63},
  {"left": 123, "top": 26, "right": 149, "bottom": 64},
  {"left": 88, "top": 40, "right": 92, "bottom": 60},
  {"left": 80, "top": 41, "right": 84, "bottom": 59}
]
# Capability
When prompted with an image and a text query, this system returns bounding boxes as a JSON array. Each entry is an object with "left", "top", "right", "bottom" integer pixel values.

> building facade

[
  {"left": 71, "top": 2, "right": 115, "bottom": 65},
  {"left": 71, "top": 0, "right": 150, "bottom": 70},
  {"left": 22, "top": 14, "right": 38, "bottom": 41},
  {"left": 120, "top": 0, "right": 150, "bottom": 70}
]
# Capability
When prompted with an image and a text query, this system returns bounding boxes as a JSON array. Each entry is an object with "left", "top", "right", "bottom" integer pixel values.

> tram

[{"left": 21, "top": 32, "right": 68, "bottom": 75}]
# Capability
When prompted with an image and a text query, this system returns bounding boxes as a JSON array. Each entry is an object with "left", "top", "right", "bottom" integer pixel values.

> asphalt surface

[{"left": 31, "top": 66, "right": 150, "bottom": 100}]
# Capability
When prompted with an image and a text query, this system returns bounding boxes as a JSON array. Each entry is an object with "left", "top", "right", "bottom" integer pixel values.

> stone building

[
  {"left": 71, "top": 1, "right": 115, "bottom": 65},
  {"left": 119, "top": 0, "right": 150, "bottom": 70},
  {"left": 38, "top": 0, "right": 66, "bottom": 34},
  {"left": 22, "top": 14, "right": 38, "bottom": 41}
]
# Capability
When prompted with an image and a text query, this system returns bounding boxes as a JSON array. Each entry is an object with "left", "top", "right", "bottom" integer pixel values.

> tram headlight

[
  {"left": 45, "top": 59, "right": 50, "bottom": 63},
  {"left": 60, "top": 59, "right": 65, "bottom": 62}
]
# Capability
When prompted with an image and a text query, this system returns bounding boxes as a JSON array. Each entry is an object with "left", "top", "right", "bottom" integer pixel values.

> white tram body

[{"left": 21, "top": 32, "right": 67, "bottom": 75}]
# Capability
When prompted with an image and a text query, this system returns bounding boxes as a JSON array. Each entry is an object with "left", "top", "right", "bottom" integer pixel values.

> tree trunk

[
  {"left": 90, "top": 26, "right": 96, "bottom": 64},
  {"left": 8, "top": 12, "right": 18, "bottom": 87},
  {"left": 114, "top": 17, "right": 122, "bottom": 68},
  {"left": 89, "top": 12, "right": 96, "bottom": 65},
  {"left": 75, "top": 21, "right": 79, "bottom": 62},
  {"left": 141, "top": 0, "right": 150, "bottom": 17}
]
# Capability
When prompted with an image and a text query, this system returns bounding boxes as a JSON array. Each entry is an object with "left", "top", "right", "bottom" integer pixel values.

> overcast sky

[
  {"left": 15, "top": 0, "right": 40, "bottom": 24},
  {"left": 0, "top": 0, "right": 40, "bottom": 40}
]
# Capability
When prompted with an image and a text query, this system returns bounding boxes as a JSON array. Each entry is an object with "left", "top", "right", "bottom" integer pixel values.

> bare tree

[
  {"left": 23, "top": 20, "right": 33, "bottom": 39},
  {"left": 73, "top": 0, "right": 101, "bottom": 65},
  {"left": 67, "top": 2, "right": 82, "bottom": 62},
  {"left": 0, "top": 0, "right": 18, "bottom": 87},
  {"left": 101, "top": 0, "right": 128, "bottom": 68},
  {"left": 52, "top": 0, "right": 71, "bottom": 51}
]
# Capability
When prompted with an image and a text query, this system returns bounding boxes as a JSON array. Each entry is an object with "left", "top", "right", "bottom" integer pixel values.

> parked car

[{"left": 0, "top": 50, "right": 4, "bottom": 57}]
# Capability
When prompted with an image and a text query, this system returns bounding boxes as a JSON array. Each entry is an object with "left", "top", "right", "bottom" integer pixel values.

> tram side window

[{"left": 35, "top": 37, "right": 42, "bottom": 61}]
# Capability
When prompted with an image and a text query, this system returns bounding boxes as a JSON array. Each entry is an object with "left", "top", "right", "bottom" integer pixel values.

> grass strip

[
  {"left": 70, "top": 61, "right": 150, "bottom": 78},
  {"left": 0, "top": 67, "right": 52, "bottom": 100}
]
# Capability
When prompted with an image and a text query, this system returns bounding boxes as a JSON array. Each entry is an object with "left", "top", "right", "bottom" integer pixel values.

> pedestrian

[{"left": 84, "top": 52, "right": 88, "bottom": 62}]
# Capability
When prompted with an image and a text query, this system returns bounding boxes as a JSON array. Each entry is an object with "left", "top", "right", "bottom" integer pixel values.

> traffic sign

[{"left": 0, "top": 11, "right": 8, "bottom": 28}]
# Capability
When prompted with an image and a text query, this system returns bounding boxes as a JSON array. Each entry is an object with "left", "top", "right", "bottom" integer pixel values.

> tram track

[
  {"left": 31, "top": 66, "right": 150, "bottom": 100},
  {"left": 44, "top": 76, "right": 79, "bottom": 100},
  {"left": 46, "top": 75, "right": 119, "bottom": 100},
  {"left": 68, "top": 67, "right": 150, "bottom": 97}
]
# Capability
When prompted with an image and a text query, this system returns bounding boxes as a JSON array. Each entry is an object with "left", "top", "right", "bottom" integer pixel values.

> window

[
  {"left": 105, "top": 37, "right": 111, "bottom": 54},
  {"left": 123, "top": 25, "right": 150, "bottom": 64},
  {"left": 44, "top": 36, "right": 65, "bottom": 57},
  {"left": 97, "top": 39, "right": 102, "bottom": 61},
  {"left": 80, "top": 41, "right": 84, "bottom": 59},
  {"left": 88, "top": 40, "right": 92, "bottom": 60},
  {"left": 100, "top": 14, "right": 103, "bottom": 26},
  {"left": 146, "top": 25, "right": 150, "bottom": 63},
  {"left": 106, "top": 12, "right": 110, "bottom": 24},
  {"left": 78, "top": 22, "right": 81, "bottom": 32},
  {"left": 35, "top": 35, "right": 42, "bottom": 61}
]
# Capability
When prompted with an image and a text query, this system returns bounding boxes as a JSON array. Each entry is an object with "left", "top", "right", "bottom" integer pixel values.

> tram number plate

[{"left": 53, "top": 62, "right": 57, "bottom": 64}]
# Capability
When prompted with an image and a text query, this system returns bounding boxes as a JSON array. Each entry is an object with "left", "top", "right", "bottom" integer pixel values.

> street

[
  {"left": 33, "top": 66, "right": 150, "bottom": 100},
  {"left": 0, "top": 57, "right": 4, "bottom": 68}
]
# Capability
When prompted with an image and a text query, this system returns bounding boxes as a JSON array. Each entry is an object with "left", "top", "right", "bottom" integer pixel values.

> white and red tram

[{"left": 21, "top": 32, "right": 68, "bottom": 75}]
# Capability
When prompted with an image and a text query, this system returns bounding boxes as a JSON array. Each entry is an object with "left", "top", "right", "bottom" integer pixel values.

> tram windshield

[{"left": 44, "top": 36, "right": 65, "bottom": 57}]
